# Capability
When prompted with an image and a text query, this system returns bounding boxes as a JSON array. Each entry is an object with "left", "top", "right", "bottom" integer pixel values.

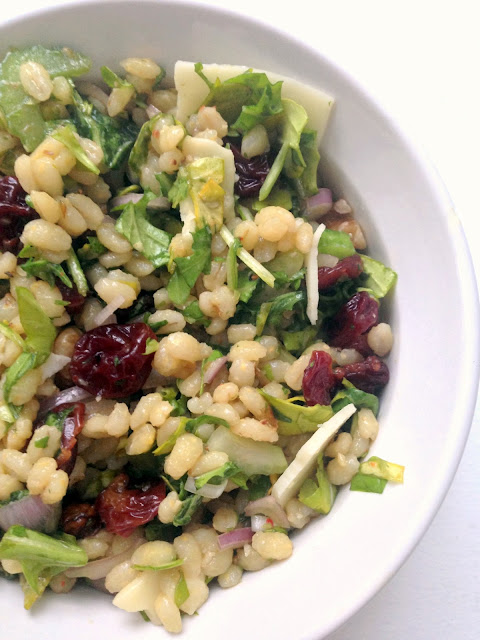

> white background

[{"left": 2, "top": 1, "right": 480, "bottom": 638}]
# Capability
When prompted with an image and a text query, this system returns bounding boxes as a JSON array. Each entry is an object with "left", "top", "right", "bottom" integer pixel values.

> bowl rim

[{"left": 0, "top": 1, "right": 479, "bottom": 637}]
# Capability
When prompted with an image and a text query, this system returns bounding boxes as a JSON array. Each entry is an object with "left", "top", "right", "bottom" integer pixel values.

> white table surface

[{"left": 2, "top": 1, "right": 479, "bottom": 638}]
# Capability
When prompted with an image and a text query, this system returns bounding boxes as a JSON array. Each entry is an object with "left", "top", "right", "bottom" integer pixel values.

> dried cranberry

[
  {"left": 56, "top": 280, "right": 86, "bottom": 315},
  {"left": 0, "top": 176, "right": 38, "bottom": 254},
  {"left": 70, "top": 323, "right": 156, "bottom": 399},
  {"left": 96, "top": 473, "right": 166, "bottom": 537},
  {"left": 54, "top": 403, "right": 86, "bottom": 475},
  {"left": 329, "top": 291, "right": 378, "bottom": 356},
  {"left": 334, "top": 355, "right": 390, "bottom": 394},
  {"left": 318, "top": 254, "right": 363, "bottom": 291},
  {"left": 228, "top": 141, "right": 270, "bottom": 197},
  {"left": 302, "top": 350, "right": 337, "bottom": 406},
  {"left": 61, "top": 502, "right": 102, "bottom": 539}
]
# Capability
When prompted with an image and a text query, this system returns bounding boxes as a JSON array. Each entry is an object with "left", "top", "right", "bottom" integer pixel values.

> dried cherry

[
  {"left": 302, "top": 350, "right": 337, "bottom": 406},
  {"left": 334, "top": 355, "right": 390, "bottom": 394},
  {"left": 318, "top": 254, "right": 363, "bottom": 291},
  {"left": 329, "top": 291, "right": 378, "bottom": 356},
  {"left": 61, "top": 502, "right": 102, "bottom": 539},
  {"left": 96, "top": 473, "right": 166, "bottom": 537},
  {"left": 56, "top": 280, "right": 86, "bottom": 315},
  {"left": 0, "top": 176, "right": 38, "bottom": 254},
  {"left": 228, "top": 141, "right": 270, "bottom": 197},
  {"left": 70, "top": 323, "right": 156, "bottom": 399}
]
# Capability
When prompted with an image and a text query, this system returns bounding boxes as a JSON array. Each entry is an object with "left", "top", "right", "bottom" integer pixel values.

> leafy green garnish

[
  {"left": 331, "top": 384, "right": 379, "bottom": 416},
  {"left": 360, "top": 255, "right": 397, "bottom": 298},
  {"left": 194, "top": 461, "right": 242, "bottom": 489},
  {"left": 154, "top": 418, "right": 187, "bottom": 456},
  {"left": 0, "top": 489, "right": 29, "bottom": 508},
  {"left": 184, "top": 414, "right": 230, "bottom": 434},
  {"left": 359, "top": 456, "right": 404, "bottom": 483},
  {"left": 51, "top": 123, "right": 99, "bottom": 174},
  {"left": 0, "top": 45, "right": 91, "bottom": 152},
  {"left": 133, "top": 558, "right": 184, "bottom": 571},
  {"left": 350, "top": 473, "right": 387, "bottom": 494},
  {"left": 115, "top": 193, "right": 171, "bottom": 268},
  {"left": 66, "top": 248, "right": 89, "bottom": 297},
  {"left": 260, "top": 392, "right": 333, "bottom": 435},
  {"left": 34, "top": 436, "right": 49, "bottom": 449},
  {"left": 16, "top": 287, "right": 55, "bottom": 364},
  {"left": 167, "top": 225, "right": 212, "bottom": 305},
  {"left": 297, "top": 129, "right": 320, "bottom": 197},
  {"left": 180, "top": 300, "right": 211, "bottom": 327},
  {"left": 172, "top": 494, "right": 203, "bottom": 527},
  {"left": 20, "top": 257, "right": 72, "bottom": 289},
  {"left": 45, "top": 405, "right": 75, "bottom": 430},
  {"left": 236, "top": 269, "right": 260, "bottom": 303},
  {"left": 143, "top": 338, "right": 159, "bottom": 355},
  {"left": 298, "top": 455, "right": 336, "bottom": 513},
  {"left": 226, "top": 238, "right": 241, "bottom": 291},
  {"left": 281, "top": 326, "right": 317, "bottom": 354},
  {"left": 101, "top": 65, "right": 133, "bottom": 90},
  {"left": 318, "top": 229, "right": 356, "bottom": 259},
  {"left": 247, "top": 475, "right": 272, "bottom": 501},
  {"left": 129, "top": 113, "right": 174, "bottom": 178},
  {"left": 174, "top": 574, "right": 190, "bottom": 607},
  {"left": 0, "top": 322, "right": 26, "bottom": 350},
  {"left": 0, "top": 525, "right": 87, "bottom": 607},
  {"left": 168, "top": 166, "right": 189, "bottom": 208},
  {"left": 70, "top": 89, "right": 139, "bottom": 169}
]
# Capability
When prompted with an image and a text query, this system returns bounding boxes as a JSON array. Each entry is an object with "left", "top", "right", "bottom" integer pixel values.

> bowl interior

[{"left": 0, "top": 2, "right": 478, "bottom": 639}]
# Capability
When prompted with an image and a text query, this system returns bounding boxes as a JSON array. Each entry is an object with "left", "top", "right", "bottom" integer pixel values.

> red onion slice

[
  {"left": 306, "top": 188, "right": 333, "bottom": 218},
  {"left": 0, "top": 494, "right": 61, "bottom": 533},
  {"left": 244, "top": 495, "right": 291, "bottom": 529},
  {"left": 39, "top": 386, "right": 93, "bottom": 418},
  {"left": 110, "top": 193, "right": 143, "bottom": 209},
  {"left": 203, "top": 356, "right": 228, "bottom": 385},
  {"left": 146, "top": 104, "right": 160, "bottom": 119},
  {"left": 217, "top": 527, "right": 253, "bottom": 550}
]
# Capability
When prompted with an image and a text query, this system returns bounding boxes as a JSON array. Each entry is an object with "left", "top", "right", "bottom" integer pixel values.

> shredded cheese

[{"left": 306, "top": 223, "right": 326, "bottom": 325}]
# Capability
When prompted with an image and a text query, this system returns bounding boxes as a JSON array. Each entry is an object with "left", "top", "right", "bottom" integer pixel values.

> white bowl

[{"left": 0, "top": 1, "right": 478, "bottom": 639}]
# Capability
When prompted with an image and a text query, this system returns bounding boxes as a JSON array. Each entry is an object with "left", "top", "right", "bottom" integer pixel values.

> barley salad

[{"left": 0, "top": 46, "right": 402, "bottom": 632}]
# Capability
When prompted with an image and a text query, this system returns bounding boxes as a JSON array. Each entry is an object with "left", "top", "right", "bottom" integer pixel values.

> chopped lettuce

[
  {"left": 0, "top": 45, "right": 91, "bottom": 152},
  {"left": 167, "top": 225, "right": 211, "bottom": 305},
  {"left": 20, "top": 255, "right": 72, "bottom": 289},
  {"left": 0, "top": 525, "right": 87, "bottom": 608},
  {"left": 297, "top": 129, "right": 320, "bottom": 197},
  {"left": 260, "top": 392, "right": 333, "bottom": 435},
  {"left": 332, "top": 383, "right": 379, "bottom": 416},
  {"left": 360, "top": 255, "right": 397, "bottom": 298},
  {"left": 129, "top": 113, "right": 174, "bottom": 179},
  {"left": 51, "top": 123, "right": 100, "bottom": 174},
  {"left": 359, "top": 456, "right": 405, "bottom": 483},
  {"left": 318, "top": 229, "right": 356, "bottom": 259},
  {"left": 281, "top": 326, "right": 317, "bottom": 354},
  {"left": 168, "top": 167, "right": 189, "bottom": 207},
  {"left": 350, "top": 473, "right": 387, "bottom": 494},
  {"left": 195, "top": 63, "right": 283, "bottom": 134},
  {"left": 16, "top": 287, "right": 55, "bottom": 364},
  {"left": 115, "top": 193, "right": 171, "bottom": 269},
  {"left": 184, "top": 414, "right": 230, "bottom": 434},
  {"left": 194, "top": 461, "right": 242, "bottom": 489},
  {"left": 298, "top": 455, "right": 337, "bottom": 513}
]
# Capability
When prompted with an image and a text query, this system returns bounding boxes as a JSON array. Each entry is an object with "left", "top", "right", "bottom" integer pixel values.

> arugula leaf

[
  {"left": 196, "top": 64, "right": 283, "bottom": 134},
  {"left": 172, "top": 494, "right": 203, "bottom": 527},
  {"left": 0, "top": 525, "right": 87, "bottom": 607},
  {"left": 101, "top": 66, "right": 133, "bottom": 90},
  {"left": 256, "top": 291, "right": 306, "bottom": 335},
  {"left": 247, "top": 475, "right": 272, "bottom": 501},
  {"left": 0, "top": 45, "right": 91, "bottom": 152},
  {"left": 318, "top": 228, "right": 356, "bottom": 259},
  {"left": 331, "top": 384, "right": 379, "bottom": 416},
  {"left": 78, "top": 235, "right": 107, "bottom": 263},
  {"left": 180, "top": 300, "right": 211, "bottom": 327},
  {"left": 237, "top": 270, "right": 259, "bottom": 303},
  {"left": 70, "top": 89, "right": 139, "bottom": 169},
  {"left": 133, "top": 559, "right": 184, "bottom": 571},
  {"left": 21, "top": 257, "right": 72, "bottom": 289},
  {"left": 259, "top": 98, "right": 308, "bottom": 201},
  {"left": 194, "top": 461, "right": 242, "bottom": 489},
  {"left": 350, "top": 473, "right": 387, "bottom": 494},
  {"left": 167, "top": 225, "right": 212, "bottom": 305},
  {"left": 16, "top": 287, "right": 55, "bottom": 363},
  {"left": 51, "top": 123, "right": 99, "bottom": 174},
  {"left": 129, "top": 113, "right": 174, "bottom": 178},
  {"left": 260, "top": 392, "right": 333, "bottom": 435},
  {"left": 66, "top": 249, "right": 89, "bottom": 297},
  {"left": 360, "top": 255, "right": 397, "bottom": 298},
  {"left": 281, "top": 326, "right": 317, "bottom": 354},
  {"left": 168, "top": 167, "right": 189, "bottom": 207},
  {"left": 115, "top": 194, "right": 171, "bottom": 268},
  {"left": 185, "top": 414, "right": 230, "bottom": 434}
]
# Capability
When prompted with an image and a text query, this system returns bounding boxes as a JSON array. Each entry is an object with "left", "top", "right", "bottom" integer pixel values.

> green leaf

[
  {"left": 298, "top": 129, "right": 320, "bottom": 197},
  {"left": 70, "top": 89, "right": 139, "bottom": 169},
  {"left": 331, "top": 384, "right": 379, "bottom": 416},
  {"left": 133, "top": 558, "right": 184, "bottom": 571},
  {"left": 66, "top": 248, "right": 89, "bottom": 297},
  {"left": 77, "top": 236, "right": 107, "bottom": 262},
  {"left": 168, "top": 166, "right": 189, "bottom": 207},
  {"left": 256, "top": 291, "right": 306, "bottom": 335},
  {"left": 21, "top": 257, "right": 72, "bottom": 289},
  {"left": 0, "top": 322, "right": 26, "bottom": 350},
  {"left": 154, "top": 418, "right": 187, "bottom": 455},
  {"left": 350, "top": 473, "right": 387, "bottom": 494},
  {"left": 0, "top": 525, "right": 87, "bottom": 604},
  {"left": 51, "top": 123, "right": 99, "bottom": 174},
  {"left": 128, "top": 113, "right": 174, "bottom": 178},
  {"left": 260, "top": 392, "right": 333, "bottom": 435},
  {"left": 281, "top": 326, "right": 317, "bottom": 354},
  {"left": 101, "top": 66, "right": 133, "bottom": 90},
  {"left": 298, "top": 455, "right": 337, "bottom": 513},
  {"left": 185, "top": 414, "right": 230, "bottom": 434},
  {"left": 143, "top": 338, "right": 159, "bottom": 355},
  {"left": 115, "top": 194, "right": 171, "bottom": 268},
  {"left": 3, "top": 352, "right": 37, "bottom": 404},
  {"left": 237, "top": 270, "right": 259, "bottom": 303},
  {"left": 34, "top": 436, "right": 50, "bottom": 449},
  {"left": 247, "top": 475, "right": 272, "bottom": 501},
  {"left": 0, "top": 489, "right": 30, "bottom": 508},
  {"left": 0, "top": 45, "right": 91, "bottom": 152},
  {"left": 318, "top": 228, "right": 356, "bottom": 259},
  {"left": 180, "top": 300, "right": 211, "bottom": 327},
  {"left": 252, "top": 185, "right": 293, "bottom": 212},
  {"left": 174, "top": 574, "right": 190, "bottom": 607},
  {"left": 359, "top": 456, "right": 405, "bottom": 483},
  {"left": 16, "top": 287, "right": 55, "bottom": 363},
  {"left": 226, "top": 238, "right": 241, "bottom": 291},
  {"left": 167, "top": 225, "right": 212, "bottom": 305},
  {"left": 194, "top": 461, "right": 242, "bottom": 489},
  {"left": 360, "top": 255, "right": 397, "bottom": 298},
  {"left": 172, "top": 494, "right": 203, "bottom": 527},
  {"left": 45, "top": 405, "right": 74, "bottom": 431}
]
